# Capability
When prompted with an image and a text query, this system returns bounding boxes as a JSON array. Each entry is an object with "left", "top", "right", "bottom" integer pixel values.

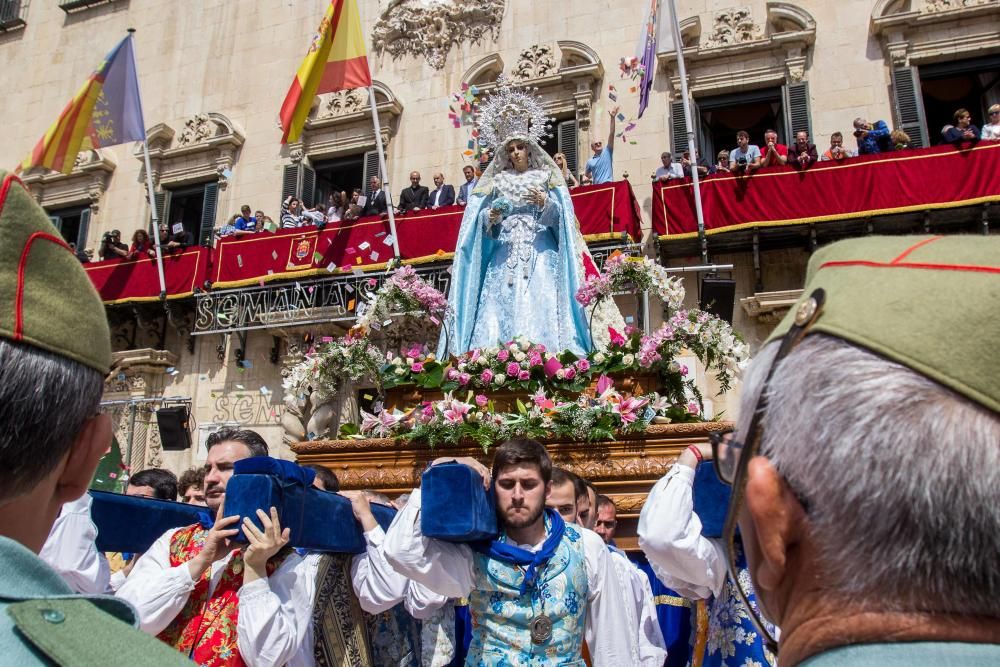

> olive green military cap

[
  {"left": 768, "top": 235, "right": 999, "bottom": 414},
  {"left": 0, "top": 171, "right": 111, "bottom": 373}
]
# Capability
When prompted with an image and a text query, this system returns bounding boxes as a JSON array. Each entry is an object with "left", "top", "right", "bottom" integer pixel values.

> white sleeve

[
  {"left": 39, "top": 495, "right": 112, "bottom": 595},
  {"left": 115, "top": 529, "right": 197, "bottom": 635},
  {"left": 382, "top": 488, "right": 476, "bottom": 600},
  {"left": 404, "top": 580, "right": 450, "bottom": 621},
  {"left": 637, "top": 463, "right": 727, "bottom": 600},
  {"left": 351, "top": 525, "right": 408, "bottom": 614},
  {"left": 581, "top": 530, "right": 639, "bottom": 666},
  {"left": 237, "top": 551, "right": 320, "bottom": 667},
  {"left": 630, "top": 560, "right": 668, "bottom": 665}
]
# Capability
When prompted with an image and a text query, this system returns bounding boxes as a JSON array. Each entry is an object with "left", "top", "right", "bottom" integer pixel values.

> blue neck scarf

[{"left": 471, "top": 508, "right": 565, "bottom": 595}]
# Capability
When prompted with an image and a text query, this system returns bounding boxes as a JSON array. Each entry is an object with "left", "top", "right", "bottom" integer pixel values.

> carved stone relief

[
  {"left": 317, "top": 88, "right": 370, "bottom": 119},
  {"left": 922, "top": 0, "right": 988, "bottom": 12},
  {"left": 703, "top": 6, "right": 764, "bottom": 48},
  {"left": 510, "top": 44, "right": 559, "bottom": 82},
  {"left": 177, "top": 113, "right": 214, "bottom": 146},
  {"left": 372, "top": 0, "right": 506, "bottom": 70}
]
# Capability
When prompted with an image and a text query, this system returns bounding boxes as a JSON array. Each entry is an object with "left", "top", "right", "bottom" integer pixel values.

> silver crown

[{"left": 475, "top": 75, "right": 553, "bottom": 152}]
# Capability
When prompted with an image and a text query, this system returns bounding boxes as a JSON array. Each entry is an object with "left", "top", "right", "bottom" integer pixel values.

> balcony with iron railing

[{"left": 0, "top": 0, "right": 27, "bottom": 32}]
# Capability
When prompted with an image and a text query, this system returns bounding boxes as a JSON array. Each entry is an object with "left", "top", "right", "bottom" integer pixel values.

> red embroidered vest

[{"left": 157, "top": 523, "right": 285, "bottom": 667}]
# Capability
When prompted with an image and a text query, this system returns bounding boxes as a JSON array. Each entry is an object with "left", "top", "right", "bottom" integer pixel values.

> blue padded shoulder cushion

[
  {"left": 224, "top": 457, "right": 396, "bottom": 553},
  {"left": 692, "top": 461, "right": 732, "bottom": 539},
  {"left": 420, "top": 462, "right": 498, "bottom": 542},
  {"left": 89, "top": 490, "right": 206, "bottom": 553}
]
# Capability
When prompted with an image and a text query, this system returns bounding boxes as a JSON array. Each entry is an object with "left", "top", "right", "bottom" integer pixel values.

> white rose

[
  {"left": 623, "top": 354, "right": 635, "bottom": 366},
  {"left": 395, "top": 367, "right": 407, "bottom": 375},
  {"left": 495, "top": 374, "right": 506, "bottom": 386},
  {"left": 392, "top": 357, "right": 403, "bottom": 366},
  {"left": 555, "top": 369, "right": 566, "bottom": 379},
  {"left": 405, "top": 357, "right": 414, "bottom": 365},
  {"left": 513, "top": 351, "right": 526, "bottom": 362},
  {"left": 594, "top": 353, "right": 607, "bottom": 364}
]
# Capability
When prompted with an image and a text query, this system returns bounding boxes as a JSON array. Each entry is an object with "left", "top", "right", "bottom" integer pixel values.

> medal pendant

[{"left": 529, "top": 613, "right": 553, "bottom": 645}]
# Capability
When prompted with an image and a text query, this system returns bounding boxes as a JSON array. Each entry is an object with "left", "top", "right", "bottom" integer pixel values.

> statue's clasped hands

[{"left": 527, "top": 187, "right": 547, "bottom": 208}]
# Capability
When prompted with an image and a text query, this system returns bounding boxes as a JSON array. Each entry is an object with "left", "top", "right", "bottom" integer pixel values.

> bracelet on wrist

[{"left": 686, "top": 444, "right": 703, "bottom": 464}]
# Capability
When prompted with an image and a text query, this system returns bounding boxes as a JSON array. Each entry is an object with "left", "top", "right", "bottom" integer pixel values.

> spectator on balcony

[
  {"left": 890, "top": 128, "right": 913, "bottom": 151},
  {"left": 325, "top": 192, "right": 345, "bottom": 224},
  {"left": 715, "top": 149, "right": 732, "bottom": 173},
  {"left": 126, "top": 229, "right": 152, "bottom": 260},
  {"left": 759, "top": 129, "right": 788, "bottom": 168},
  {"left": 553, "top": 153, "right": 578, "bottom": 188},
  {"left": 100, "top": 229, "right": 128, "bottom": 260},
  {"left": 364, "top": 176, "right": 389, "bottom": 218},
  {"left": 853, "top": 117, "right": 891, "bottom": 155},
  {"left": 821, "top": 132, "right": 857, "bottom": 161},
  {"left": 457, "top": 165, "right": 480, "bottom": 203},
  {"left": 428, "top": 172, "right": 455, "bottom": 209},
  {"left": 585, "top": 105, "right": 620, "bottom": 185},
  {"left": 255, "top": 210, "right": 274, "bottom": 232},
  {"left": 731, "top": 131, "right": 762, "bottom": 173},
  {"left": 398, "top": 171, "right": 429, "bottom": 213},
  {"left": 654, "top": 151, "right": 684, "bottom": 182},
  {"left": 791, "top": 130, "right": 818, "bottom": 168},
  {"left": 344, "top": 188, "right": 364, "bottom": 221},
  {"left": 233, "top": 205, "right": 257, "bottom": 233},
  {"left": 154, "top": 223, "right": 193, "bottom": 254},
  {"left": 982, "top": 104, "right": 1000, "bottom": 140},
  {"left": 681, "top": 149, "right": 713, "bottom": 177},
  {"left": 943, "top": 108, "right": 980, "bottom": 145},
  {"left": 281, "top": 196, "right": 306, "bottom": 228}
]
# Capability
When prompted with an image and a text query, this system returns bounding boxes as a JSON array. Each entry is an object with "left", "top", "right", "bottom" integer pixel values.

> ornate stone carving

[
  {"left": 318, "top": 88, "right": 369, "bottom": 119},
  {"left": 921, "top": 0, "right": 988, "bottom": 13},
  {"left": 177, "top": 113, "right": 214, "bottom": 146},
  {"left": 372, "top": 0, "right": 506, "bottom": 70},
  {"left": 510, "top": 44, "right": 559, "bottom": 82},
  {"left": 703, "top": 6, "right": 764, "bottom": 48}
]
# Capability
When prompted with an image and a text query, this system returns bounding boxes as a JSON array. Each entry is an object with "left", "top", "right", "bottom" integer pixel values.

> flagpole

[
  {"left": 367, "top": 87, "right": 401, "bottom": 259},
  {"left": 128, "top": 28, "right": 167, "bottom": 298},
  {"left": 666, "top": 0, "right": 708, "bottom": 264}
]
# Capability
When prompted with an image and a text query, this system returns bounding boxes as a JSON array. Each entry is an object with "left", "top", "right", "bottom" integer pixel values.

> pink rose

[
  {"left": 575, "top": 359, "right": 590, "bottom": 372},
  {"left": 475, "top": 394, "right": 489, "bottom": 407},
  {"left": 536, "top": 345, "right": 546, "bottom": 353},
  {"left": 529, "top": 351, "right": 543, "bottom": 367},
  {"left": 410, "top": 362, "right": 424, "bottom": 373},
  {"left": 687, "top": 402, "right": 700, "bottom": 415},
  {"left": 480, "top": 369, "right": 494, "bottom": 383},
  {"left": 496, "top": 349, "right": 510, "bottom": 362},
  {"left": 446, "top": 368, "right": 459, "bottom": 381},
  {"left": 459, "top": 373, "right": 471, "bottom": 385},
  {"left": 608, "top": 327, "right": 626, "bottom": 347},
  {"left": 506, "top": 362, "right": 520, "bottom": 377},
  {"left": 518, "top": 370, "right": 530, "bottom": 381},
  {"left": 422, "top": 403, "right": 434, "bottom": 417},
  {"left": 564, "top": 367, "right": 577, "bottom": 380},
  {"left": 680, "top": 364, "right": 689, "bottom": 377}
]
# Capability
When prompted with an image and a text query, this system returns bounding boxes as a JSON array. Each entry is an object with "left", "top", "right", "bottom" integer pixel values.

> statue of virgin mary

[{"left": 438, "top": 78, "right": 621, "bottom": 358}]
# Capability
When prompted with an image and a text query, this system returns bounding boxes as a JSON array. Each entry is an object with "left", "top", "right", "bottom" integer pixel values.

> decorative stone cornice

[
  {"left": 657, "top": 3, "right": 816, "bottom": 96},
  {"left": 871, "top": 0, "right": 999, "bottom": 65},
  {"left": 20, "top": 149, "right": 116, "bottom": 211},
  {"left": 372, "top": 0, "right": 506, "bottom": 70},
  {"left": 103, "top": 348, "right": 178, "bottom": 395},
  {"left": 300, "top": 81, "right": 403, "bottom": 161},
  {"left": 134, "top": 112, "right": 245, "bottom": 189},
  {"left": 740, "top": 288, "right": 803, "bottom": 323}
]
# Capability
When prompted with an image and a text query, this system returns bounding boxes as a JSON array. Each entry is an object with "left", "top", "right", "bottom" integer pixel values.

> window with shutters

[
  {"left": 162, "top": 183, "right": 217, "bottom": 247},
  {"left": 891, "top": 66, "right": 928, "bottom": 149},
  {"left": 680, "top": 88, "right": 786, "bottom": 163},
  {"left": 308, "top": 154, "right": 367, "bottom": 212},
  {"left": 782, "top": 82, "right": 812, "bottom": 145},
  {"left": 0, "top": 0, "right": 26, "bottom": 31},
  {"left": 914, "top": 55, "right": 1000, "bottom": 146},
  {"left": 555, "top": 119, "right": 579, "bottom": 181},
  {"left": 46, "top": 205, "right": 92, "bottom": 250}
]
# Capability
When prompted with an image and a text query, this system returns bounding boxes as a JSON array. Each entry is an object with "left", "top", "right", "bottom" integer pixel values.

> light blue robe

[{"left": 438, "top": 168, "right": 592, "bottom": 358}]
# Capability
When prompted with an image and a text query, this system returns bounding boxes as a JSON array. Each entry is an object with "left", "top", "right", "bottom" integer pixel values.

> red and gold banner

[
  {"left": 84, "top": 247, "right": 210, "bottom": 304},
  {"left": 652, "top": 142, "right": 1000, "bottom": 238}
]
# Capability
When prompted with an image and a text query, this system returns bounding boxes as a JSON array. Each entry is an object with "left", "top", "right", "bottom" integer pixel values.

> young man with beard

[
  {"left": 117, "top": 428, "right": 319, "bottom": 666},
  {"left": 384, "top": 439, "right": 636, "bottom": 665}
]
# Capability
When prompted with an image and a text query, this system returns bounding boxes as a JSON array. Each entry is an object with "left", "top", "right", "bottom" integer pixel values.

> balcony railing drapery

[
  {"left": 652, "top": 142, "right": 1000, "bottom": 238},
  {"left": 84, "top": 180, "right": 644, "bottom": 303}
]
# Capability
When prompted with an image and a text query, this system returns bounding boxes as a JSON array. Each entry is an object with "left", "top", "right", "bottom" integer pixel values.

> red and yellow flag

[{"left": 280, "top": 0, "right": 372, "bottom": 144}]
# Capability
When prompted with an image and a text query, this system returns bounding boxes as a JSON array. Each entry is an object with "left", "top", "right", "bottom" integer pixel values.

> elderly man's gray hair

[{"left": 740, "top": 334, "right": 1000, "bottom": 617}]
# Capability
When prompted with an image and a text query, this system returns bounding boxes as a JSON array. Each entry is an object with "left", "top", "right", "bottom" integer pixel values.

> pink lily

[{"left": 614, "top": 396, "right": 649, "bottom": 424}]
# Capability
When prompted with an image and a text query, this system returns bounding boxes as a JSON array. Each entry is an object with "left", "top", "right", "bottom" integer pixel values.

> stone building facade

[{"left": 1, "top": 0, "right": 997, "bottom": 476}]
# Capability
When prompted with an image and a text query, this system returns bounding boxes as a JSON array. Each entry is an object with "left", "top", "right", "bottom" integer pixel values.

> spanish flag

[
  {"left": 18, "top": 34, "right": 146, "bottom": 175},
  {"left": 280, "top": 0, "right": 372, "bottom": 144}
]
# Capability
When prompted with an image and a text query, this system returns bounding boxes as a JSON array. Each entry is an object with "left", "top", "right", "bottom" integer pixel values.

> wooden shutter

[
  {"left": 199, "top": 182, "right": 218, "bottom": 246},
  {"left": 47, "top": 214, "right": 61, "bottom": 232},
  {"left": 362, "top": 149, "right": 381, "bottom": 193},
  {"left": 557, "top": 120, "right": 579, "bottom": 178},
  {"left": 151, "top": 190, "right": 169, "bottom": 229},
  {"left": 281, "top": 164, "right": 299, "bottom": 209},
  {"left": 77, "top": 207, "right": 91, "bottom": 249},
  {"left": 782, "top": 81, "right": 812, "bottom": 144},
  {"left": 670, "top": 99, "right": 689, "bottom": 155},
  {"left": 300, "top": 164, "right": 316, "bottom": 208},
  {"left": 891, "top": 66, "right": 928, "bottom": 148}
]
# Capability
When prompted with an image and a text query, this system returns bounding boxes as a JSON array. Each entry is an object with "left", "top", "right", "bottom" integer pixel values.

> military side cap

[
  {"left": 768, "top": 235, "right": 999, "bottom": 414},
  {"left": 0, "top": 172, "right": 111, "bottom": 373}
]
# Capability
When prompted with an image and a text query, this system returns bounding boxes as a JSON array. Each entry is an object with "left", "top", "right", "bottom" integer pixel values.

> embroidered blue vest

[
  {"left": 466, "top": 523, "right": 589, "bottom": 666},
  {"left": 698, "top": 540, "right": 776, "bottom": 667}
]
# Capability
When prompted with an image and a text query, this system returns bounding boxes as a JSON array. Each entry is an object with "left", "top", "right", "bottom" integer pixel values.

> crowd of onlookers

[
  {"left": 86, "top": 104, "right": 999, "bottom": 262},
  {"left": 655, "top": 104, "right": 1000, "bottom": 182}
]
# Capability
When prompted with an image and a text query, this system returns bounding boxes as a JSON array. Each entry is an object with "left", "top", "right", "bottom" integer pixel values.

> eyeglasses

[{"left": 710, "top": 287, "right": 826, "bottom": 655}]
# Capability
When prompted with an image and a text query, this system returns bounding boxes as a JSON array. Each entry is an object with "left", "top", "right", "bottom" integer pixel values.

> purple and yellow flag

[{"left": 18, "top": 33, "right": 145, "bottom": 175}]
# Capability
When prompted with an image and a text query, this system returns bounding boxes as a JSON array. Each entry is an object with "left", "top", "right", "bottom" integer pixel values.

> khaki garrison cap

[
  {"left": 0, "top": 171, "right": 111, "bottom": 374},
  {"left": 768, "top": 235, "right": 999, "bottom": 414}
]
